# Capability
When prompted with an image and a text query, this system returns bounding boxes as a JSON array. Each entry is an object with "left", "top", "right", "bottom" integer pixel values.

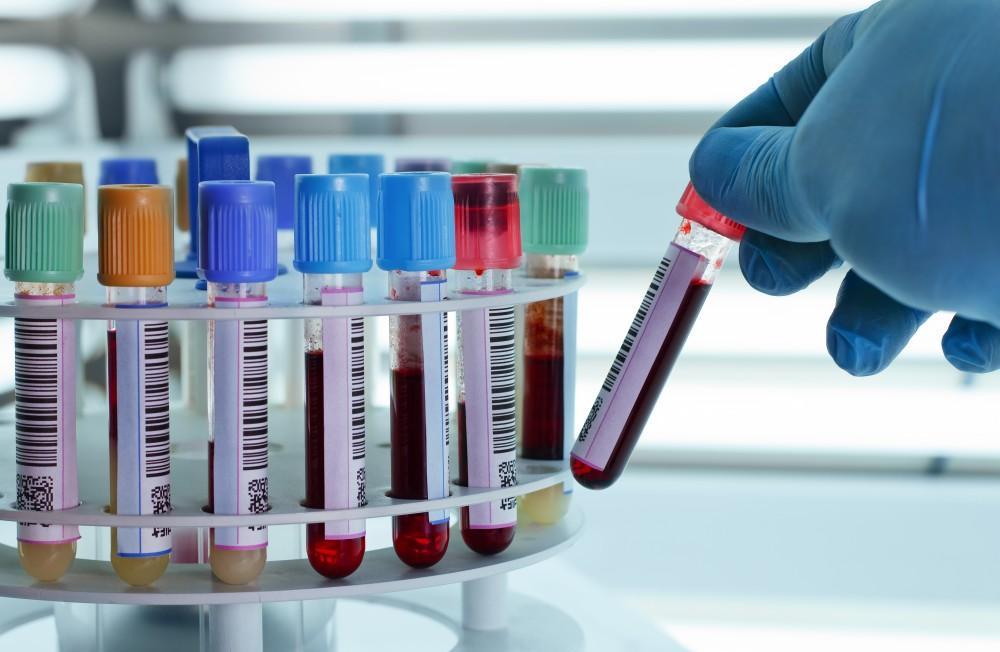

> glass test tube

[
  {"left": 200, "top": 180, "right": 278, "bottom": 584},
  {"left": 516, "top": 167, "right": 589, "bottom": 524},
  {"left": 303, "top": 273, "right": 366, "bottom": 577},
  {"left": 388, "top": 270, "right": 451, "bottom": 567},
  {"left": 98, "top": 183, "right": 175, "bottom": 586},
  {"left": 295, "top": 172, "right": 372, "bottom": 579},
  {"left": 452, "top": 173, "right": 522, "bottom": 555},
  {"left": 5, "top": 183, "right": 85, "bottom": 582},
  {"left": 572, "top": 183, "right": 746, "bottom": 489},
  {"left": 519, "top": 254, "right": 580, "bottom": 523},
  {"left": 379, "top": 171, "right": 456, "bottom": 568}
]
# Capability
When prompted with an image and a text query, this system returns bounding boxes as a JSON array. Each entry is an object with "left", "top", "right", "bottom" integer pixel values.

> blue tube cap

[
  {"left": 394, "top": 157, "right": 452, "bottom": 173},
  {"left": 198, "top": 180, "right": 278, "bottom": 283},
  {"left": 294, "top": 174, "right": 372, "bottom": 275},
  {"left": 256, "top": 155, "right": 312, "bottom": 230},
  {"left": 99, "top": 158, "right": 159, "bottom": 186},
  {"left": 328, "top": 154, "right": 384, "bottom": 220},
  {"left": 377, "top": 172, "right": 455, "bottom": 272},
  {"left": 185, "top": 126, "right": 251, "bottom": 263}
]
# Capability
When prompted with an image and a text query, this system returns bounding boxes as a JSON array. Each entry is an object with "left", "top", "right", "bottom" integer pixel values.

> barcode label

[
  {"left": 420, "top": 278, "right": 450, "bottom": 525},
  {"left": 212, "top": 295, "right": 268, "bottom": 549},
  {"left": 460, "top": 304, "right": 517, "bottom": 528},
  {"left": 115, "top": 319, "right": 172, "bottom": 556},
  {"left": 321, "top": 287, "right": 366, "bottom": 539},
  {"left": 573, "top": 244, "right": 706, "bottom": 471},
  {"left": 14, "top": 294, "right": 80, "bottom": 544}
]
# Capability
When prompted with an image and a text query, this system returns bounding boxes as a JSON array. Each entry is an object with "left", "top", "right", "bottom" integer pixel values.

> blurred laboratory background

[{"left": 1, "top": 1, "right": 999, "bottom": 650}]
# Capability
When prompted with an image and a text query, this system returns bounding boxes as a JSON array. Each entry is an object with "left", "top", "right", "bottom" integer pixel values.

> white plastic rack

[{"left": 0, "top": 264, "right": 586, "bottom": 652}]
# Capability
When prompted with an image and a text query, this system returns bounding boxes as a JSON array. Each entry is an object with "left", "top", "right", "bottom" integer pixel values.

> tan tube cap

[
  {"left": 98, "top": 184, "right": 175, "bottom": 287},
  {"left": 25, "top": 161, "right": 84, "bottom": 184},
  {"left": 175, "top": 158, "right": 189, "bottom": 232},
  {"left": 26, "top": 161, "right": 86, "bottom": 233}
]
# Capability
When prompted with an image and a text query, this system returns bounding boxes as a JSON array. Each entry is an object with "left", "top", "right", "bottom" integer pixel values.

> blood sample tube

[
  {"left": 517, "top": 167, "right": 588, "bottom": 525},
  {"left": 5, "top": 183, "right": 84, "bottom": 582},
  {"left": 378, "top": 172, "right": 455, "bottom": 568},
  {"left": 294, "top": 174, "right": 371, "bottom": 578},
  {"left": 452, "top": 174, "right": 522, "bottom": 555},
  {"left": 98, "top": 185, "right": 175, "bottom": 586},
  {"left": 199, "top": 180, "right": 278, "bottom": 584},
  {"left": 99, "top": 158, "right": 160, "bottom": 186},
  {"left": 394, "top": 157, "right": 452, "bottom": 173},
  {"left": 255, "top": 155, "right": 312, "bottom": 231},
  {"left": 572, "top": 183, "right": 745, "bottom": 489}
]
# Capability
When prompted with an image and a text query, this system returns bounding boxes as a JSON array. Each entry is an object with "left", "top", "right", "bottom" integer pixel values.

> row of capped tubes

[{"left": 4, "top": 152, "right": 589, "bottom": 586}]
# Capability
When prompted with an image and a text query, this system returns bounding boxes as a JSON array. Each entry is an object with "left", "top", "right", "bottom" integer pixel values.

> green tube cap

[
  {"left": 452, "top": 160, "right": 495, "bottom": 174},
  {"left": 519, "top": 166, "right": 588, "bottom": 255},
  {"left": 4, "top": 182, "right": 84, "bottom": 283}
]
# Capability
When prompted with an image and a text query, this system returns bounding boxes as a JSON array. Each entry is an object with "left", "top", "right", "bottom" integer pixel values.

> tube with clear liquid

[
  {"left": 106, "top": 286, "right": 172, "bottom": 586},
  {"left": 14, "top": 281, "right": 80, "bottom": 581},
  {"left": 207, "top": 281, "right": 270, "bottom": 584}
]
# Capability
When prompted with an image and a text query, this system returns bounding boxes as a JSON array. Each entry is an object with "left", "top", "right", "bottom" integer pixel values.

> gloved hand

[{"left": 689, "top": 0, "right": 1000, "bottom": 375}]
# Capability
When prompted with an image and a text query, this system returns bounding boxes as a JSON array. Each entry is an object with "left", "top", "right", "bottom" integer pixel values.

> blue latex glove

[{"left": 689, "top": 0, "right": 1000, "bottom": 375}]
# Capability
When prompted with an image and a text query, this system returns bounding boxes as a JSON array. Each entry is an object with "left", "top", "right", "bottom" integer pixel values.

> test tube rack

[{"left": 0, "top": 260, "right": 586, "bottom": 652}]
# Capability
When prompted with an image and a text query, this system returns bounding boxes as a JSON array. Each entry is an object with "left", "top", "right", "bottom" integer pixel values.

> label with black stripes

[
  {"left": 573, "top": 244, "right": 706, "bottom": 471},
  {"left": 320, "top": 287, "right": 366, "bottom": 539},
  {"left": 460, "top": 302, "right": 517, "bottom": 528},
  {"left": 13, "top": 294, "right": 80, "bottom": 544},
  {"left": 212, "top": 296, "right": 269, "bottom": 549},
  {"left": 114, "top": 317, "right": 172, "bottom": 556}
]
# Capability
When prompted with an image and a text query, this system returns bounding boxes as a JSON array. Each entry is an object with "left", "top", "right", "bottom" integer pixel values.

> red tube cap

[
  {"left": 676, "top": 182, "right": 746, "bottom": 242},
  {"left": 452, "top": 173, "right": 522, "bottom": 270}
]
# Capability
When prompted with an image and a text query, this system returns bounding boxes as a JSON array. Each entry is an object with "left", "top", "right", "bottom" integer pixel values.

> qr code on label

[
  {"left": 151, "top": 484, "right": 171, "bottom": 538},
  {"left": 248, "top": 477, "right": 269, "bottom": 514},
  {"left": 16, "top": 473, "right": 54, "bottom": 511},
  {"left": 499, "top": 460, "right": 517, "bottom": 511},
  {"left": 356, "top": 467, "right": 367, "bottom": 507}
]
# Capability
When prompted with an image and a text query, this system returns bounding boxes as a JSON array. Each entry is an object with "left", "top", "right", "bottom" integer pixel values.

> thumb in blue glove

[{"left": 689, "top": 0, "right": 1000, "bottom": 375}]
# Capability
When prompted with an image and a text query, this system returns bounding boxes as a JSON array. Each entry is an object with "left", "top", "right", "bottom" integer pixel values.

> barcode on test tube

[
  {"left": 241, "top": 320, "right": 269, "bottom": 473},
  {"left": 349, "top": 316, "right": 366, "bottom": 462},
  {"left": 601, "top": 254, "right": 671, "bottom": 392},
  {"left": 489, "top": 306, "right": 517, "bottom": 458},
  {"left": 443, "top": 315, "right": 450, "bottom": 440},
  {"left": 142, "top": 322, "right": 171, "bottom": 479},
  {"left": 14, "top": 318, "right": 60, "bottom": 469}
]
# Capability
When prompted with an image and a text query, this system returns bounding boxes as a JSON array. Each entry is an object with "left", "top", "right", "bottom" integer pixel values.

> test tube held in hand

[
  {"left": 5, "top": 183, "right": 84, "bottom": 582},
  {"left": 452, "top": 174, "right": 522, "bottom": 554},
  {"left": 378, "top": 172, "right": 455, "bottom": 568},
  {"left": 572, "top": 183, "right": 746, "bottom": 489},
  {"left": 199, "top": 180, "right": 278, "bottom": 584},
  {"left": 98, "top": 184, "right": 175, "bottom": 586},
  {"left": 295, "top": 174, "right": 371, "bottom": 578}
]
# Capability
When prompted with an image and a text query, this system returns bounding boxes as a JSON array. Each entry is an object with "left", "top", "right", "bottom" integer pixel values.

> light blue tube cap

[
  {"left": 377, "top": 172, "right": 455, "bottom": 272},
  {"left": 294, "top": 174, "right": 372, "bottom": 274}
]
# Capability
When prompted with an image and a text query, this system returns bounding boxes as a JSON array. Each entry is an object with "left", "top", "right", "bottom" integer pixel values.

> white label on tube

[
  {"left": 561, "top": 282, "right": 579, "bottom": 495},
  {"left": 420, "top": 278, "right": 449, "bottom": 525},
  {"left": 115, "top": 319, "right": 172, "bottom": 556},
  {"left": 321, "top": 287, "right": 366, "bottom": 539},
  {"left": 573, "top": 244, "right": 707, "bottom": 471},
  {"left": 13, "top": 295, "right": 80, "bottom": 544},
  {"left": 461, "top": 304, "right": 517, "bottom": 528},
  {"left": 212, "top": 296, "right": 268, "bottom": 550}
]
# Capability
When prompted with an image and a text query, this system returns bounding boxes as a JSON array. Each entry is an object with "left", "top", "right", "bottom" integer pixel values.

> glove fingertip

[
  {"left": 942, "top": 328, "right": 1000, "bottom": 374},
  {"left": 827, "top": 325, "right": 887, "bottom": 377}
]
